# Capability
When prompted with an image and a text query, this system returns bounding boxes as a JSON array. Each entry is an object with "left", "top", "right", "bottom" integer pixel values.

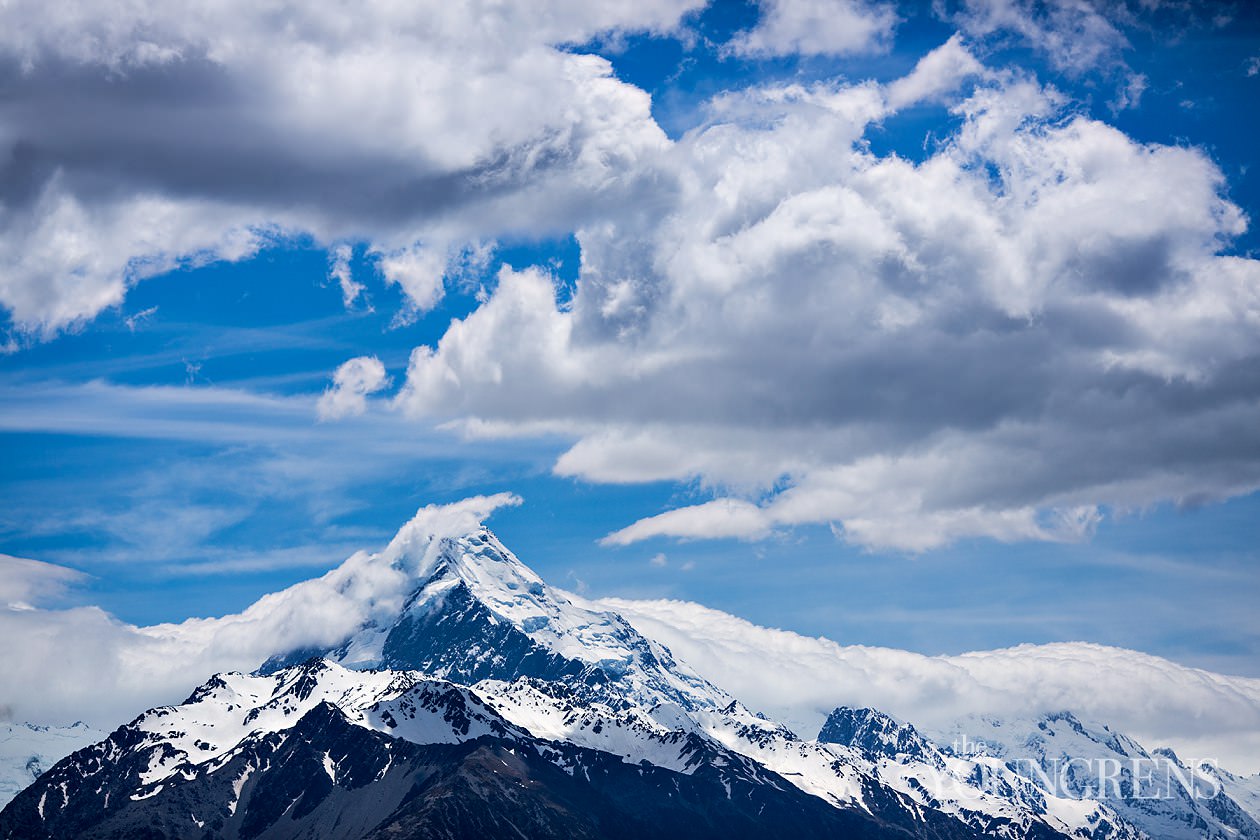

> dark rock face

[
  {"left": 258, "top": 532, "right": 709, "bottom": 711},
  {"left": 820, "top": 707, "right": 941, "bottom": 766},
  {"left": 258, "top": 572, "right": 602, "bottom": 691},
  {"left": 0, "top": 702, "right": 980, "bottom": 840},
  {"left": 380, "top": 579, "right": 598, "bottom": 686}
]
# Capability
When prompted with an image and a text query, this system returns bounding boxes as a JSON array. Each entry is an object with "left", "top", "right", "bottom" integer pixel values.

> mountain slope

[
  {"left": 0, "top": 661, "right": 981, "bottom": 840},
  {"left": 1201, "top": 763, "right": 1260, "bottom": 824},
  {"left": 252, "top": 526, "right": 1092, "bottom": 838},
  {"left": 5, "top": 512, "right": 1247, "bottom": 840},
  {"left": 597, "top": 595, "right": 1260, "bottom": 777}
]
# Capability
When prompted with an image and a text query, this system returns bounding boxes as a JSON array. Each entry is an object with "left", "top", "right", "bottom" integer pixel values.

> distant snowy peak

[
  {"left": 930, "top": 710, "right": 1260, "bottom": 840},
  {"left": 0, "top": 722, "right": 104, "bottom": 809},
  {"left": 812, "top": 707, "right": 1151, "bottom": 840},
  {"left": 934, "top": 711, "right": 1146, "bottom": 763},
  {"left": 1200, "top": 763, "right": 1260, "bottom": 824},
  {"left": 264, "top": 527, "right": 730, "bottom": 714},
  {"left": 819, "top": 707, "right": 940, "bottom": 766}
]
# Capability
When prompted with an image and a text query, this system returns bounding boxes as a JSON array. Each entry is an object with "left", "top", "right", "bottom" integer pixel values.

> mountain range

[{"left": 2, "top": 518, "right": 1258, "bottom": 839}]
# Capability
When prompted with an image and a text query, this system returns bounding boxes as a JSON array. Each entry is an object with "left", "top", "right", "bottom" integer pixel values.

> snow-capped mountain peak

[
  {"left": 8, "top": 510, "right": 1257, "bottom": 840},
  {"left": 929, "top": 710, "right": 1260, "bottom": 840},
  {"left": 263, "top": 526, "right": 731, "bottom": 717},
  {"left": 819, "top": 707, "right": 941, "bottom": 766}
]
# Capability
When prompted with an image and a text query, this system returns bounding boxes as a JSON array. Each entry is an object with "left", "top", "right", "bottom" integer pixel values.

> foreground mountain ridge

[
  {"left": 2, "top": 512, "right": 1256, "bottom": 839},
  {"left": 0, "top": 657, "right": 995, "bottom": 840}
]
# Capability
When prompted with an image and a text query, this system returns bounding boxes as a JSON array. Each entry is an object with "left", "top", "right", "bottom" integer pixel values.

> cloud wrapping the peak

[
  {"left": 0, "top": 495, "right": 520, "bottom": 727},
  {"left": 381, "top": 493, "right": 522, "bottom": 569}
]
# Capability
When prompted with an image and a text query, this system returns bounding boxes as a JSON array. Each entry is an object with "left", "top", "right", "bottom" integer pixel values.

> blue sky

[{"left": 1, "top": 0, "right": 1258, "bottom": 679}]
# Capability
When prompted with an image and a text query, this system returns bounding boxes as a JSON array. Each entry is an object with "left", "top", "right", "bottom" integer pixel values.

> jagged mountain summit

[
  {"left": 238, "top": 524, "right": 1180, "bottom": 838},
  {"left": 1, "top": 511, "right": 1253, "bottom": 840},
  {"left": 260, "top": 526, "right": 726, "bottom": 714}
]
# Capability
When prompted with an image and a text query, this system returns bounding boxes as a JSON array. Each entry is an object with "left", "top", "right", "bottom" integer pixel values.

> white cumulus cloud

[
  {"left": 729, "top": 0, "right": 898, "bottom": 57},
  {"left": 0, "top": 0, "right": 698, "bottom": 335},
  {"left": 390, "top": 62, "right": 1260, "bottom": 551},
  {"left": 885, "top": 34, "right": 986, "bottom": 109},
  {"left": 317, "top": 356, "right": 391, "bottom": 420}
]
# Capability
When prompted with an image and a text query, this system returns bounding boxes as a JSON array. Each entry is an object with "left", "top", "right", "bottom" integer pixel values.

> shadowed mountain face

[
  {"left": 820, "top": 707, "right": 942, "bottom": 766},
  {"left": 258, "top": 530, "right": 725, "bottom": 714},
  {"left": 382, "top": 578, "right": 600, "bottom": 685},
  {"left": 264, "top": 579, "right": 603, "bottom": 688}
]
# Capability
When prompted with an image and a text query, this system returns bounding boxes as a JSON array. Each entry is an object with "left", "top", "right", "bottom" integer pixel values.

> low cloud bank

[{"left": 601, "top": 596, "right": 1260, "bottom": 775}]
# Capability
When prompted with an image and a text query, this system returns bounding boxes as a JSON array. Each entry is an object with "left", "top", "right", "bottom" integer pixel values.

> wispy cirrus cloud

[
  {"left": 0, "top": 377, "right": 551, "bottom": 575},
  {"left": 0, "top": 554, "right": 87, "bottom": 608}
]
